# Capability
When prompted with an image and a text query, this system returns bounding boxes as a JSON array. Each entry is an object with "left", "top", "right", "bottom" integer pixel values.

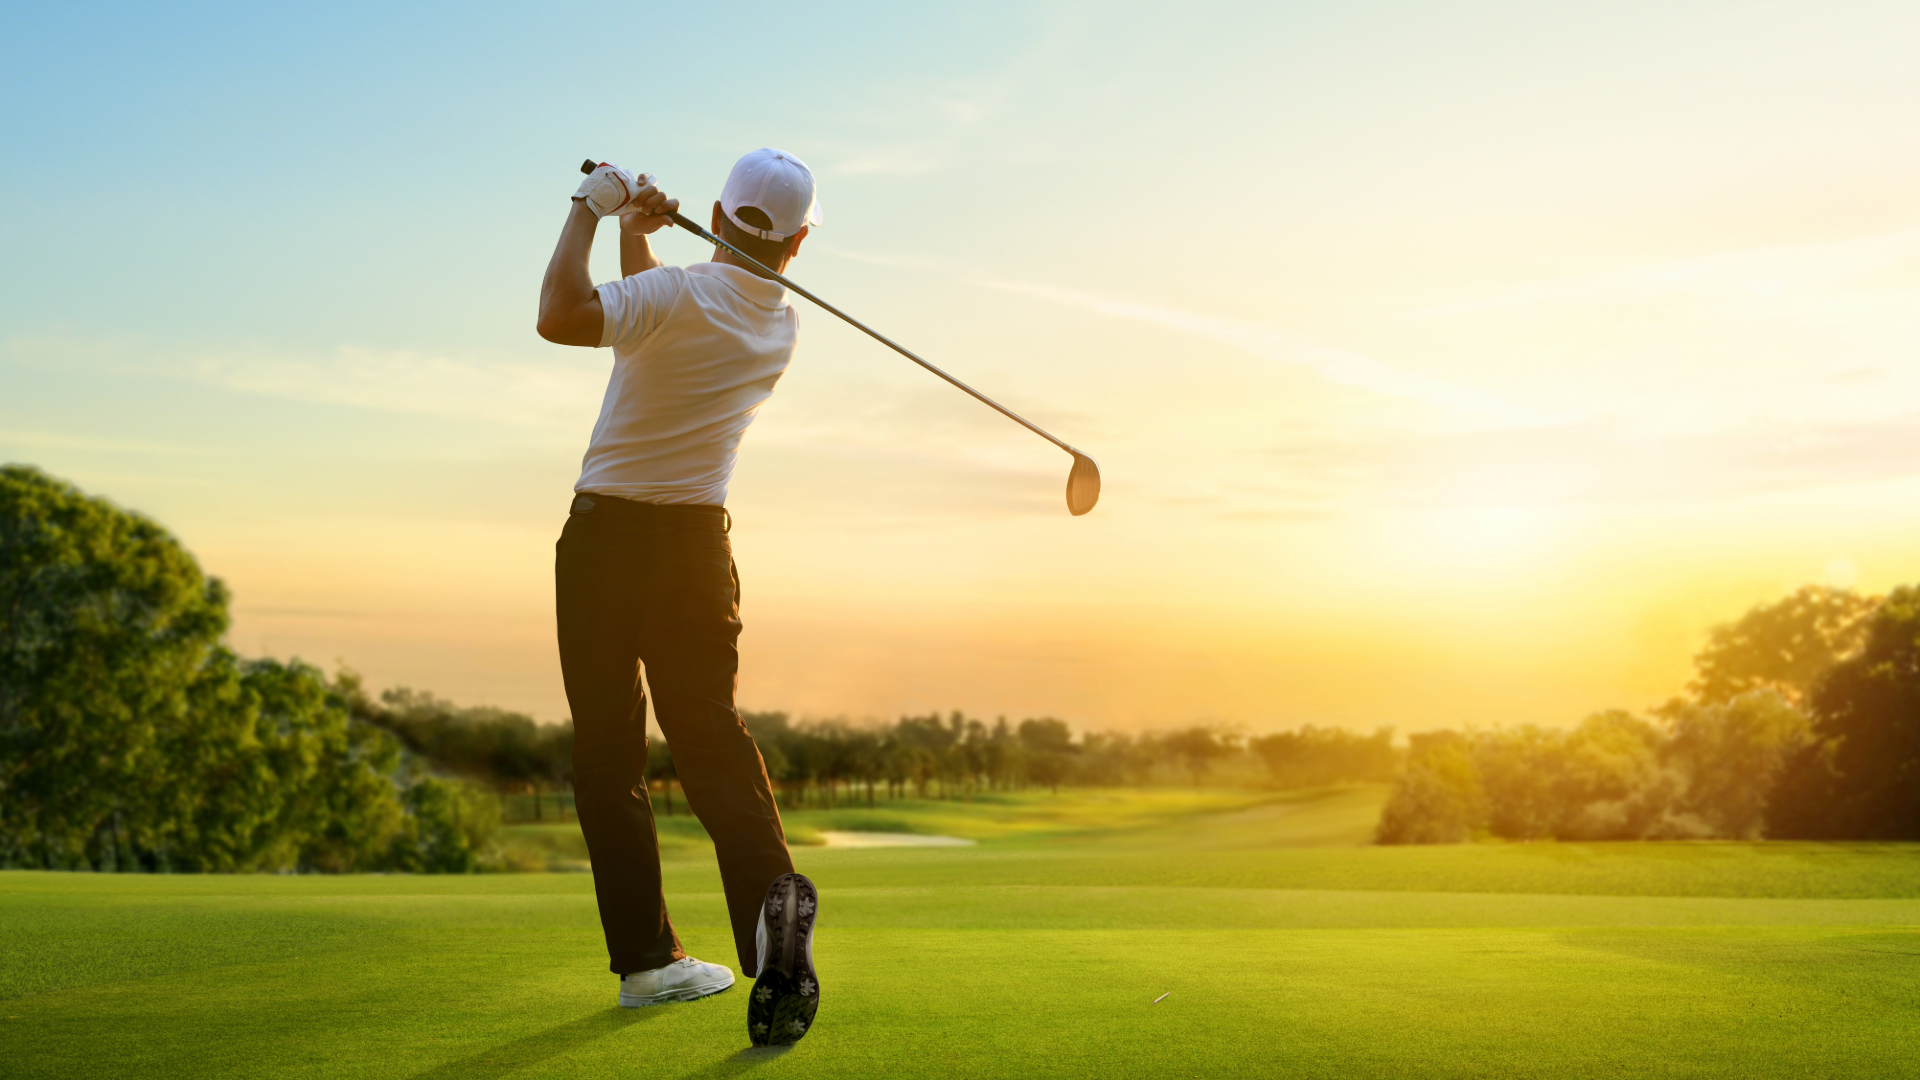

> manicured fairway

[{"left": 7, "top": 787, "right": 1920, "bottom": 1079}]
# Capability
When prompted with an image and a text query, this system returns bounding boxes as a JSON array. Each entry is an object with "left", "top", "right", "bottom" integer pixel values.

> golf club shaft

[{"left": 659, "top": 209, "right": 1077, "bottom": 457}]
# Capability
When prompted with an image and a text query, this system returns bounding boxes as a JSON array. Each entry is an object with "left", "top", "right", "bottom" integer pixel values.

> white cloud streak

[
  {"left": 1399, "top": 226, "right": 1920, "bottom": 321},
  {"left": 977, "top": 278, "right": 1546, "bottom": 425},
  {"left": 182, "top": 347, "right": 607, "bottom": 431}
]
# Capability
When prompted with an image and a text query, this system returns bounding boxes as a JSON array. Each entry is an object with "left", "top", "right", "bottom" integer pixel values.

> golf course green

[{"left": 7, "top": 786, "right": 1919, "bottom": 1078}]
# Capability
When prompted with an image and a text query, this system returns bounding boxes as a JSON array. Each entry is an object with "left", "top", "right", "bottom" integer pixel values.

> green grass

[{"left": 7, "top": 786, "right": 1920, "bottom": 1078}]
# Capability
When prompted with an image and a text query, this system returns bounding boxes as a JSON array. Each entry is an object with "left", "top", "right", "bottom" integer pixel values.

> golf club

[{"left": 582, "top": 159, "right": 1102, "bottom": 517}]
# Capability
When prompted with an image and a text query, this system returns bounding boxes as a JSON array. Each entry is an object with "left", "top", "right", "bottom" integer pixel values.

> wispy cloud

[
  {"left": 1399, "top": 226, "right": 1920, "bottom": 322},
  {"left": 1259, "top": 412, "right": 1920, "bottom": 510},
  {"left": 0, "top": 430, "right": 214, "bottom": 457},
  {"left": 829, "top": 152, "right": 947, "bottom": 178},
  {"left": 812, "top": 246, "right": 954, "bottom": 272},
  {"left": 181, "top": 347, "right": 606, "bottom": 430},
  {"left": 810, "top": 12, "right": 1096, "bottom": 179},
  {"left": 977, "top": 278, "right": 1547, "bottom": 425}
]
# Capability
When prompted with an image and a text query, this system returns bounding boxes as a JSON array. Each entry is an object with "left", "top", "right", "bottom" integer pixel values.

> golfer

[{"left": 536, "top": 149, "right": 822, "bottom": 1046}]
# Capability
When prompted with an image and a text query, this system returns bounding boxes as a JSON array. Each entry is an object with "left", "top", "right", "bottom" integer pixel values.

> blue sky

[{"left": 6, "top": 1, "right": 1920, "bottom": 728}]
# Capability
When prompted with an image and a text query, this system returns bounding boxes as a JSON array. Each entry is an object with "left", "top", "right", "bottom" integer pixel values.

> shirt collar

[{"left": 688, "top": 262, "right": 790, "bottom": 310}]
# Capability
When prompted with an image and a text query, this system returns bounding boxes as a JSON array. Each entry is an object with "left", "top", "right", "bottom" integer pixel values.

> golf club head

[{"left": 1066, "top": 451, "right": 1101, "bottom": 516}]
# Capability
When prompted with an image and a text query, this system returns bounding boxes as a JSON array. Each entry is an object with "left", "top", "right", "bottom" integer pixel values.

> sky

[{"left": 5, "top": 0, "right": 1920, "bottom": 732}]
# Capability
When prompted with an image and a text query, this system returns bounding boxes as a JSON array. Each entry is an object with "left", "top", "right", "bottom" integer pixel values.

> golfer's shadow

[
  {"left": 681, "top": 1044, "right": 795, "bottom": 1078},
  {"left": 408, "top": 1008, "right": 658, "bottom": 1079}
]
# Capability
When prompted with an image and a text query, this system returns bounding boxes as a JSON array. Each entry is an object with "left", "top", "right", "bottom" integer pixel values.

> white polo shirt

[{"left": 576, "top": 262, "right": 798, "bottom": 506}]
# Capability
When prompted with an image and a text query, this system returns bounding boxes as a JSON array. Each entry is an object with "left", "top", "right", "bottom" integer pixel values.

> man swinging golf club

[{"left": 538, "top": 149, "right": 822, "bottom": 1046}]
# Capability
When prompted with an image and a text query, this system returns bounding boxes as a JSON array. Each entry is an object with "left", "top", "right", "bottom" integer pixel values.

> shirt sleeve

[{"left": 596, "top": 267, "right": 683, "bottom": 349}]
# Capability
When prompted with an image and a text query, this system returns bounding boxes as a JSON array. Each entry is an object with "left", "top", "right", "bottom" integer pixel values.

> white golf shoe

[{"left": 619, "top": 956, "right": 735, "bottom": 1007}]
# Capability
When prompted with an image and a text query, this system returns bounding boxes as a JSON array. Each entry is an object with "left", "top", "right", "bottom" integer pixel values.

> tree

[
  {"left": 1768, "top": 586, "right": 1920, "bottom": 838},
  {"left": 539, "top": 721, "right": 575, "bottom": 821},
  {"left": 1076, "top": 731, "right": 1154, "bottom": 786},
  {"left": 1161, "top": 726, "right": 1240, "bottom": 786},
  {"left": 350, "top": 684, "right": 567, "bottom": 819},
  {"left": 1377, "top": 735, "right": 1485, "bottom": 844},
  {"left": 1, "top": 466, "right": 230, "bottom": 869},
  {"left": 846, "top": 727, "right": 883, "bottom": 808},
  {"left": 1249, "top": 726, "right": 1397, "bottom": 788},
  {"left": 1018, "top": 717, "right": 1074, "bottom": 793},
  {"left": 896, "top": 713, "right": 958, "bottom": 798},
  {"left": 1553, "top": 711, "right": 1682, "bottom": 840},
  {"left": 1663, "top": 691, "right": 1809, "bottom": 839},
  {"left": 0, "top": 467, "right": 494, "bottom": 873},
  {"left": 1689, "top": 585, "right": 1880, "bottom": 708},
  {"left": 396, "top": 775, "right": 502, "bottom": 872},
  {"left": 1469, "top": 726, "right": 1565, "bottom": 841}
]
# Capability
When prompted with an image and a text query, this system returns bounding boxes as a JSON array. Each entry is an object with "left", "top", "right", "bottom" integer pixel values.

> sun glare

[{"left": 1419, "top": 503, "right": 1550, "bottom": 569}]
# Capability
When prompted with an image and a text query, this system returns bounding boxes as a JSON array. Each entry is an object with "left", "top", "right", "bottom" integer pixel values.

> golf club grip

[{"left": 576, "top": 159, "right": 1078, "bottom": 458}]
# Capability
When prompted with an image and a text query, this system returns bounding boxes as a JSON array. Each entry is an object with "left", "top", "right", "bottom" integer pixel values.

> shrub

[
  {"left": 395, "top": 776, "right": 502, "bottom": 873},
  {"left": 1377, "top": 736, "right": 1485, "bottom": 844}
]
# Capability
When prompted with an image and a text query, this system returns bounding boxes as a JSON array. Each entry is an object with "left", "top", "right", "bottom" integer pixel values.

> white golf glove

[{"left": 574, "top": 163, "right": 652, "bottom": 218}]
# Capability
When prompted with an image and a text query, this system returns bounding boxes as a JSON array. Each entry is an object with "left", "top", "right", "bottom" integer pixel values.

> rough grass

[{"left": 7, "top": 786, "right": 1920, "bottom": 1078}]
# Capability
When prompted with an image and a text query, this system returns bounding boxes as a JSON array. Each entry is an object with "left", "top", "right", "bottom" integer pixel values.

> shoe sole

[
  {"left": 620, "top": 975, "right": 734, "bottom": 1008},
  {"left": 748, "top": 873, "right": 819, "bottom": 1046}
]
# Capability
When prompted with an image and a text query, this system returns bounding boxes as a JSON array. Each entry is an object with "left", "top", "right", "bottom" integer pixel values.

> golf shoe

[
  {"left": 748, "top": 873, "right": 820, "bottom": 1045},
  {"left": 619, "top": 956, "right": 734, "bottom": 1007}
]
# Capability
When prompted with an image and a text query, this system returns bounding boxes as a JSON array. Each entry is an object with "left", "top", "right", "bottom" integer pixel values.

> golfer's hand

[
  {"left": 574, "top": 162, "right": 650, "bottom": 218},
  {"left": 620, "top": 181, "right": 679, "bottom": 236}
]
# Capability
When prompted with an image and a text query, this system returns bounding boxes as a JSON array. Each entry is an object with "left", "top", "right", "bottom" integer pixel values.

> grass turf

[{"left": 6, "top": 786, "right": 1920, "bottom": 1078}]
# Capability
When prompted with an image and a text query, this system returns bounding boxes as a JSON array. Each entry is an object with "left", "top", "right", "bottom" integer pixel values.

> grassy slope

[{"left": 7, "top": 786, "right": 1920, "bottom": 1079}]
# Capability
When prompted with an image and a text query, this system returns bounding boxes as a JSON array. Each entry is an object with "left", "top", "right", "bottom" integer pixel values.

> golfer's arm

[
  {"left": 621, "top": 229, "right": 663, "bottom": 278},
  {"left": 536, "top": 201, "right": 605, "bottom": 347}
]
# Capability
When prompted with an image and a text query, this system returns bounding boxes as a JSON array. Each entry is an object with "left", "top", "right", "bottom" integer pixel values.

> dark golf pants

[{"left": 555, "top": 493, "right": 794, "bottom": 976}]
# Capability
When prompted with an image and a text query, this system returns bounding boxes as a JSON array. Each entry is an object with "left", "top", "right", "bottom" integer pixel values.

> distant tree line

[
  {"left": 339, "top": 681, "right": 576, "bottom": 821},
  {"left": 732, "top": 714, "right": 1396, "bottom": 807},
  {"left": 1378, "top": 584, "right": 1918, "bottom": 843},
  {"left": 352, "top": 702, "right": 1402, "bottom": 818}
]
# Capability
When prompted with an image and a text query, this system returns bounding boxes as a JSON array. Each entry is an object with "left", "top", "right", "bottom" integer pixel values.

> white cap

[{"left": 719, "top": 148, "right": 823, "bottom": 243}]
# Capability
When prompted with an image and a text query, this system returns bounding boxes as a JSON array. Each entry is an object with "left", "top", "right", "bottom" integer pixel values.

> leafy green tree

[
  {"left": 298, "top": 709, "right": 414, "bottom": 872},
  {"left": 896, "top": 713, "right": 958, "bottom": 798},
  {"left": 153, "top": 655, "right": 359, "bottom": 872},
  {"left": 1469, "top": 726, "right": 1565, "bottom": 841},
  {"left": 1663, "top": 691, "right": 1810, "bottom": 839},
  {"left": 1018, "top": 717, "right": 1074, "bottom": 793},
  {"left": 1250, "top": 726, "right": 1397, "bottom": 789},
  {"left": 845, "top": 727, "right": 883, "bottom": 808},
  {"left": 1768, "top": 586, "right": 1920, "bottom": 838},
  {"left": 395, "top": 775, "right": 502, "bottom": 872},
  {"left": 1553, "top": 711, "right": 1682, "bottom": 840},
  {"left": 1689, "top": 585, "right": 1880, "bottom": 707},
  {"left": 875, "top": 732, "right": 910, "bottom": 799},
  {"left": 1076, "top": 731, "right": 1155, "bottom": 786},
  {"left": 1161, "top": 726, "right": 1240, "bottom": 786},
  {"left": 1, "top": 468, "right": 493, "bottom": 873},
  {"left": 534, "top": 721, "right": 574, "bottom": 821},
  {"left": 1, "top": 466, "right": 229, "bottom": 869},
  {"left": 1376, "top": 735, "right": 1485, "bottom": 844}
]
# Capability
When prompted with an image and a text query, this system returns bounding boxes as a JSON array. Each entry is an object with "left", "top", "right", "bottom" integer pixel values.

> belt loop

[{"left": 722, "top": 508, "right": 732, "bottom": 534}]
